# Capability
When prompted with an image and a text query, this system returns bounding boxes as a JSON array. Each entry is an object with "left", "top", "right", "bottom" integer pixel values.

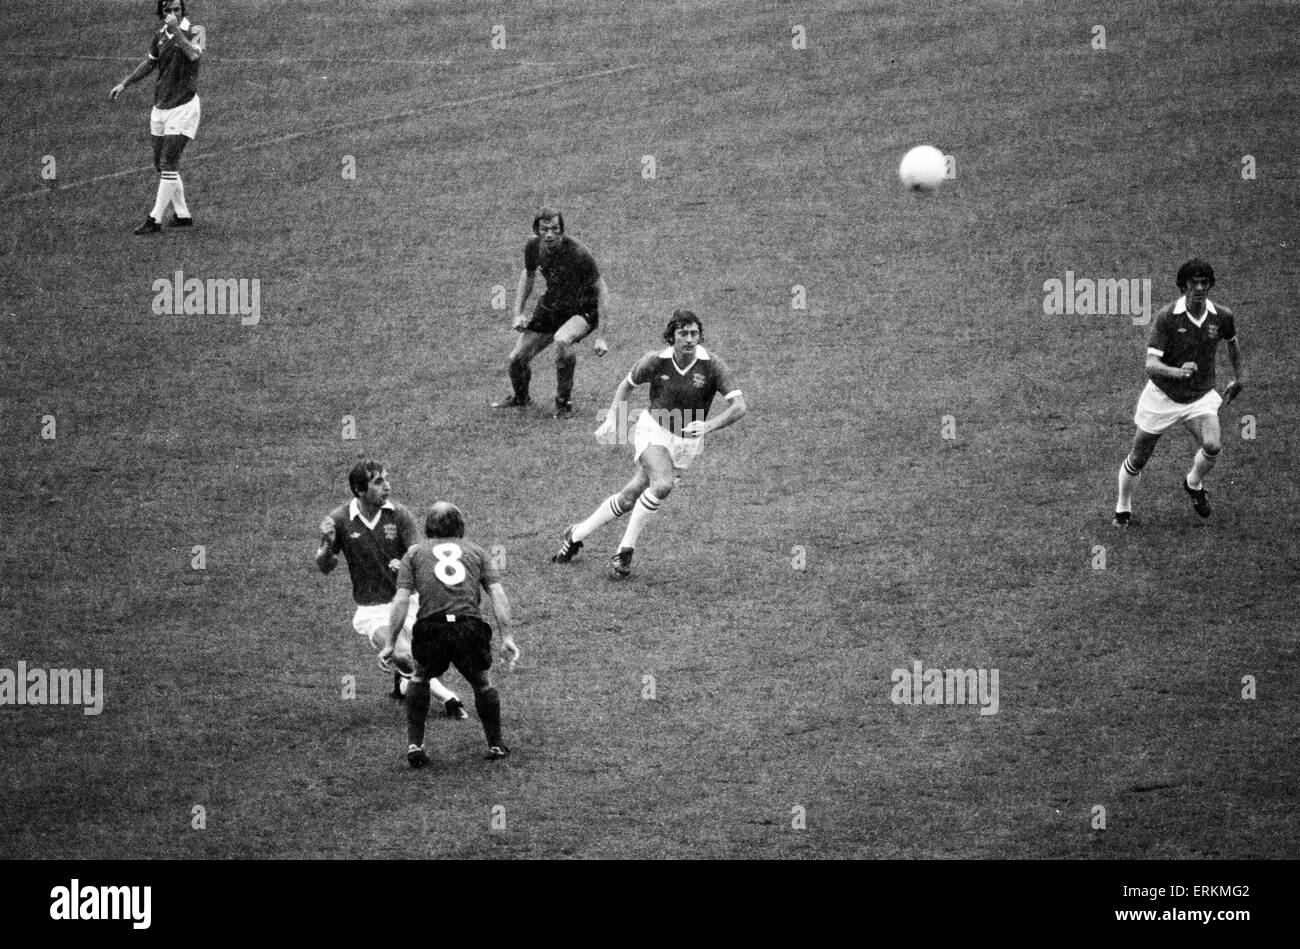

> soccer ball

[{"left": 899, "top": 145, "right": 947, "bottom": 191}]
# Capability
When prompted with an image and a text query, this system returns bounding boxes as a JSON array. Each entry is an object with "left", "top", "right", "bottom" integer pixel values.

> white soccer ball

[{"left": 899, "top": 145, "right": 947, "bottom": 191}]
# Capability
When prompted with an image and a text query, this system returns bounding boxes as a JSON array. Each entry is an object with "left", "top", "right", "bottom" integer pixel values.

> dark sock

[
  {"left": 406, "top": 681, "right": 431, "bottom": 747},
  {"left": 475, "top": 686, "right": 502, "bottom": 747},
  {"left": 392, "top": 672, "right": 403, "bottom": 696},
  {"left": 556, "top": 352, "right": 576, "bottom": 402},
  {"left": 509, "top": 361, "right": 531, "bottom": 401}
]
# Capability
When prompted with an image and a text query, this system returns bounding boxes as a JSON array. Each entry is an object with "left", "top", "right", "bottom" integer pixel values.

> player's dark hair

[
  {"left": 156, "top": 0, "right": 186, "bottom": 18},
  {"left": 1176, "top": 258, "right": 1215, "bottom": 291},
  {"left": 425, "top": 504, "right": 466, "bottom": 539},
  {"left": 347, "top": 458, "right": 386, "bottom": 497},
  {"left": 532, "top": 206, "right": 565, "bottom": 235},
  {"left": 663, "top": 309, "right": 703, "bottom": 345}
]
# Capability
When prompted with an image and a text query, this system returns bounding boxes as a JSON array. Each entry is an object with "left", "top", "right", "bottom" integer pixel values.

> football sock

[
  {"left": 508, "top": 360, "right": 531, "bottom": 401},
  {"left": 474, "top": 686, "right": 502, "bottom": 747},
  {"left": 572, "top": 495, "right": 627, "bottom": 542},
  {"left": 427, "top": 677, "right": 455, "bottom": 704},
  {"left": 170, "top": 175, "right": 190, "bottom": 218},
  {"left": 149, "top": 171, "right": 179, "bottom": 222},
  {"left": 1116, "top": 456, "right": 1142, "bottom": 513},
  {"left": 405, "top": 680, "right": 431, "bottom": 748},
  {"left": 1187, "top": 448, "right": 1218, "bottom": 490},
  {"left": 555, "top": 348, "right": 577, "bottom": 402},
  {"left": 618, "top": 489, "right": 664, "bottom": 550}
]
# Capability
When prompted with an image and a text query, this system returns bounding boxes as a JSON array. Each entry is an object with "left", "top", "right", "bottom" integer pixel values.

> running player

[
  {"left": 551, "top": 309, "right": 748, "bottom": 579},
  {"left": 490, "top": 207, "right": 610, "bottom": 418},
  {"left": 109, "top": 2, "right": 206, "bottom": 234},
  {"left": 384, "top": 502, "right": 520, "bottom": 767},
  {"left": 316, "top": 459, "right": 465, "bottom": 716},
  {"left": 1113, "top": 259, "right": 1246, "bottom": 526}
]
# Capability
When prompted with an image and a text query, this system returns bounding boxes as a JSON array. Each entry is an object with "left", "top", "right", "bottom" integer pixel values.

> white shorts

[
  {"left": 1133, "top": 381, "right": 1222, "bottom": 434},
  {"left": 352, "top": 593, "right": 418, "bottom": 647},
  {"left": 633, "top": 409, "right": 704, "bottom": 470},
  {"left": 150, "top": 96, "right": 201, "bottom": 139}
]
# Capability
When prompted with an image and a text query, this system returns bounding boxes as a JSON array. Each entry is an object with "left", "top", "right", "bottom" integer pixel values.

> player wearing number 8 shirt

[{"left": 385, "top": 502, "right": 520, "bottom": 767}]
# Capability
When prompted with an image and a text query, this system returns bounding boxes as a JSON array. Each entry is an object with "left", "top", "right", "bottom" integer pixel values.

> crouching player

[
  {"left": 384, "top": 502, "right": 521, "bottom": 767},
  {"left": 316, "top": 459, "right": 466, "bottom": 717},
  {"left": 551, "top": 309, "right": 747, "bottom": 579}
]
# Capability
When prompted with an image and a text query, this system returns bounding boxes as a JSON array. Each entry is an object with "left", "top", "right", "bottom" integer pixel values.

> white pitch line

[{"left": 2, "top": 61, "right": 646, "bottom": 204}]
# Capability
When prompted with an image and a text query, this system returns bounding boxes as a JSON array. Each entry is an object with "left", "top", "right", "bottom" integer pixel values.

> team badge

[
  {"left": 691, "top": 372, "right": 707, "bottom": 388},
  {"left": 383, "top": 524, "right": 398, "bottom": 540},
  {"left": 1206, "top": 324, "right": 1219, "bottom": 340}
]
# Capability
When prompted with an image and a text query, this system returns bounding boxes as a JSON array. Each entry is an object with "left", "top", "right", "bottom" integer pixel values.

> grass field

[{"left": 2, "top": 0, "right": 1298, "bottom": 860}]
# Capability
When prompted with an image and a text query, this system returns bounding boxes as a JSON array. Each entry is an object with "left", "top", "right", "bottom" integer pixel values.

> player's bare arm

[
  {"left": 1145, "top": 352, "right": 1197, "bottom": 381},
  {"left": 168, "top": 21, "right": 205, "bottom": 61},
  {"left": 592, "top": 277, "right": 611, "bottom": 355},
  {"left": 595, "top": 375, "right": 638, "bottom": 439},
  {"left": 1223, "top": 332, "right": 1245, "bottom": 404},
  {"left": 380, "top": 589, "right": 413, "bottom": 664},
  {"left": 109, "top": 58, "right": 155, "bottom": 99},
  {"left": 684, "top": 392, "right": 748, "bottom": 438},
  {"left": 315, "top": 516, "right": 338, "bottom": 573},
  {"left": 512, "top": 268, "right": 534, "bottom": 329},
  {"left": 484, "top": 581, "right": 520, "bottom": 667}
]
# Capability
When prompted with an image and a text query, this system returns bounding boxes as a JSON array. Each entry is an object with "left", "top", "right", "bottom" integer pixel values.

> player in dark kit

[
  {"left": 110, "top": 1, "right": 206, "bottom": 234},
  {"left": 316, "top": 459, "right": 464, "bottom": 715},
  {"left": 1113, "top": 259, "right": 1246, "bottom": 526},
  {"left": 384, "top": 502, "right": 520, "bottom": 767},
  {"left": 552, "top": 310, "right": 748, "bottom": 579},
  {"left": 491, "top": 207, "right": 611, "bottom": 418}
]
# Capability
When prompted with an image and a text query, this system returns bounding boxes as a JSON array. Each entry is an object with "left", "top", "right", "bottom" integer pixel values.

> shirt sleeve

[
  {"left": 1220, "top": 310, "right": 1237, "bottom": 342},
  {"left": 523, "top": 238, "right": 539, "bottom": 273},
  {"left": 149, "top": 33, "right": 160, "bottom": 59},
  {"left": 1146, "top": 310, "right": 1171, "bottom": 356},
  {"left": 711, "top": 354, "right": 741, "bottom": 399},
  {"left": 396, "top": 548, "right": 417, "bottom": 592},
  {"left": 628, "top": 352, "right": 659, "bottom": 387},
  {"left": 396, "top": 506, "right": 419, "bottom": 550}
]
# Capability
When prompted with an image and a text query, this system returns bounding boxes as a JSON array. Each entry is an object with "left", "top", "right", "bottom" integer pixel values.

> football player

[
  {"left": 1113, "top": 259, "right": 1246, "bottom": 525},
  {"left": 109, "top": 2, "right": 206, "bottom": 234},
  {"left": 384, "top": 502, "right": 520, "bottom": 767},
  {"left": 316, "top": 459, "right": 466, "bottom": 717},
  {"left": 491, "top": 207, "right": 611, "bottom": 418},
  {"left": 551, "top": 309, "right": 748, "bottom": 579}
]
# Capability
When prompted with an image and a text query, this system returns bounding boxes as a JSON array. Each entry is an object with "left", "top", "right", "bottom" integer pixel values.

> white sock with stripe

[
  {"left": 170, "top": 174, "right": 190, "bottom": 219},
  {"left": 618, "top": 489, "right": 664, "bottom": 550},
  {"left": 572, "top": 494, "right": 627, "bottom": 542},
  {"left": 150, "top": 171, "right": 180, "bottom": 222}
]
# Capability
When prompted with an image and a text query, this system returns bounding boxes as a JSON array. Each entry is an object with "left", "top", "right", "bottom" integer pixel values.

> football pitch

[{"left": 1, "top": 0, "right": 1297, "bottom": 860}]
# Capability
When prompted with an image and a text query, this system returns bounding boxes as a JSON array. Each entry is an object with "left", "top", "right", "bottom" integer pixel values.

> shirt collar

[
  {"left": 657, "top": 345, "right": 710, "bottom": 360},
  {"left": 349, "top": 498, "right": 394, "bottom": 526},
  {"left": 1173, "top": 295, "right": 1217, "bottom": 316}
]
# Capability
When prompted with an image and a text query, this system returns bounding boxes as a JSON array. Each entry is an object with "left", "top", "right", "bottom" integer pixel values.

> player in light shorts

[
  {"left": 551, "top": 310, "right": 748, "bottom": 579},
  {"left": 316, "top": 459, "right": 465, "bottom": 716},
  {"left": 110, "top": 2, "right": 206, "bottom": 234},
  {"left": 1113, "top": 259, "right": 1246, "bottom": 526}
]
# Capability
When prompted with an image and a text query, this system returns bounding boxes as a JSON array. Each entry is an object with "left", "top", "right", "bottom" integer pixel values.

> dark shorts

[
  {"left": 412, "top": 615, "right": 493, "bottom": 679},
  {"left": 529, "top": 300, "right": 599, "bottom": 335}
]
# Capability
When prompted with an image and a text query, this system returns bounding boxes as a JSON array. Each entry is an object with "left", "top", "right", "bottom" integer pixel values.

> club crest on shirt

[
  {"left": 691, "top": 372, "right": 707, "bottom": 388},
  {"left": 1206, "top": 324, "right": 1219, "bottom": 340},
  {"left": 383, "top": 524, "right": 398, "bottom": 540}
]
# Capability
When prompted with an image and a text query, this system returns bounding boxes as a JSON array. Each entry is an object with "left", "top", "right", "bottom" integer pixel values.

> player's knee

[
  {"left": 555, "top": 342, "right": 575, "bottom": 362},
  {"left": 1203, "top": 441, "right": 1221, "bottom": 456},
  {"left": 648, "top": 476, "right": 673, "bottom": 499}
]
